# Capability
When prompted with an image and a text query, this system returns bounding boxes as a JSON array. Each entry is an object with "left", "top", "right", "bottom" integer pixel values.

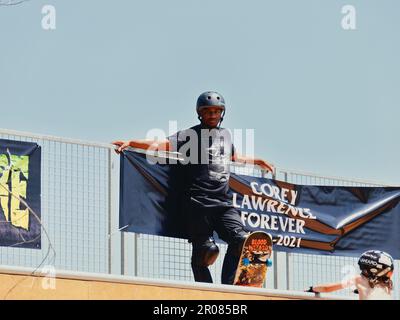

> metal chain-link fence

[
  {"left": 276, "top": 169, "right": 399, "bottom": 299},
  {"left": 0, "top": 128, "right": 398, "bottom": 299},
  {"left": 0, "top": 129, "right": 110, "bottom": 273}
]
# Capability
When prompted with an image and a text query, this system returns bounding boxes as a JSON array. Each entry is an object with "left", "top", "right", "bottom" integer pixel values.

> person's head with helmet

[
  {"left": 196, "top": 91, "right": 226, "bottom": 129},
  {"left": 358, "top": 250, "right": 394, "bottom": 289}
]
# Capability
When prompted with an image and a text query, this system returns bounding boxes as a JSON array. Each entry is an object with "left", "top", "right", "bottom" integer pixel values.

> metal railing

[{"left": 0, "top": 127, "right": 398, "bottom": 299}]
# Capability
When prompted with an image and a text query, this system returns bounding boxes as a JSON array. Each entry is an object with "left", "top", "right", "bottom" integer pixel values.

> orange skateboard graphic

[{"left": 233, "top": 231, "right": 273, "bottom": 287}]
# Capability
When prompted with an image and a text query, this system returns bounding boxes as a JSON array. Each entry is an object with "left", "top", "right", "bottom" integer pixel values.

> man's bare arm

[
  {"left": 309, "top": 282, "right": 347, "bottom": 293},
  {"left": 232, "top": 153, "right": 275, "bottom": 174},
  {"left": 112, "top": 139, "right": 171, "bottom": 154},
  {"left": 305, "top": 275, "right": 359, "bottom": 293}
]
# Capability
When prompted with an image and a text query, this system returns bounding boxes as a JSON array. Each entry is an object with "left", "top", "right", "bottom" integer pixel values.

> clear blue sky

[{"left": 1, "top": 0, "right": 399, "bottom": 185}]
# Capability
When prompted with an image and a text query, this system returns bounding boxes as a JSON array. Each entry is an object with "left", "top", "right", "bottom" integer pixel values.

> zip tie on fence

[{"left": 107, "top": 224, "right": 130, "bottom": 238}]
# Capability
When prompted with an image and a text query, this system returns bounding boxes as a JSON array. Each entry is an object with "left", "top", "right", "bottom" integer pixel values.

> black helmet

[
  {"left": 358, "top": 250, "right": 394, "bottom": 286},
  {"left": 196, "top": 91, "right": 226, "bottom": 126},
  {"left": 196, "top": 91, "right": 226, "bottom": 114}
]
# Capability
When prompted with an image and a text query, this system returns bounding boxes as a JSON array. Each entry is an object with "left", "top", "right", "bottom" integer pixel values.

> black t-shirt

[{"left": 168, "top": 124, "right": 235, "bottom": 208}]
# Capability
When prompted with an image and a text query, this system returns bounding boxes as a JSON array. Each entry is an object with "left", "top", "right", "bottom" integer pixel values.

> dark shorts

[{"left": 184, "top": 201, "right": 248, "bottom": 245}]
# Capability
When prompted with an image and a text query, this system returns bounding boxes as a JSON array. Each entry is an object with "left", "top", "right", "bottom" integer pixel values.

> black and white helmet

[{"left": 358, "top": 250, "right": 394, "bottom": 282}]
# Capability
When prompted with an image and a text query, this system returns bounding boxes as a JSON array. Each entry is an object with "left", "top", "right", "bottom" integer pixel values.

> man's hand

[
  {"left": 232, "top": 154, "right": 275, "bottom": 174},
  {"left": 256, "top": 159, "right": 275, "bottom": 174},
  {"left": 112, "top": 140, "right": 130, "bottom": 154},
  {"left": 112, "top": 139, "right": 170, "bottom": 153}
]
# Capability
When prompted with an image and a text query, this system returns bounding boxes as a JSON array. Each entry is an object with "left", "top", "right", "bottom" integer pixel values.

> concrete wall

[
  {"left": 0, "top": 266, "right": 351, "bottom": 300},
  {"left": 0, "top": 266, "right": 304, "bottom": 300}
]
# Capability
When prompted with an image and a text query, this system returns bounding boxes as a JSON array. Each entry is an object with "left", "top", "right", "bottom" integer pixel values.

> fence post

[
  {"left": 273, "top": 170, "right": 279, "bottom": 289},
  {"left": 109, "top": 149, "right": 124, "bottom": 275},
  {"left": 270, "top": 169, "right": 292, "bottom": 290},
  {"left": 134, "top": 233, "right": 139, "bottom": 277},
  {"left": 121, "top": 232, "right": 125, "bottom": 275},
  {"left": 283, "top": 170, "right": 290, "bottom": 290},
  {"left": 108, "top": 149, "right": 112, "bottom": 274}
]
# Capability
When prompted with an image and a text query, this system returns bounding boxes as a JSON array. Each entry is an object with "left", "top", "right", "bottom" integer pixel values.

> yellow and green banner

[{"left": 0, "top": 138, "right": 41, "bottom": 249}]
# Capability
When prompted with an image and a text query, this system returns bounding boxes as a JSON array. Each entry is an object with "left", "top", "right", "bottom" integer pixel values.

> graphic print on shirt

[{"left": 207, "top": 135, "right": 231, "bottom": 183}]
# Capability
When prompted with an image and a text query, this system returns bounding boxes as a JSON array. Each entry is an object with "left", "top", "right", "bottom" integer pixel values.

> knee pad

[{"left": 192, "top": 238, "right": 220, "bottom": 267}]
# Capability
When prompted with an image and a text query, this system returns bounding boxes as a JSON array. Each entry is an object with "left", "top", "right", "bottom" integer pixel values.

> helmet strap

[
  {"left": 368, "top": 278, "right": 377, "bottom": 288},
  {"left": 217, "top": 110, "right": 226, "bottom": 129},
  {"left": 376, "top": 267, "right": 391, "bottom": 278}
]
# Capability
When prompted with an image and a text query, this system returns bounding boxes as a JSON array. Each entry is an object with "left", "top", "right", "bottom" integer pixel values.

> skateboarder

[
  {"left": 113, "top": 91, "right": 274, "bottom": 284},
  {"left": 305, "top": 250, "right": 394, "bottom": 300}
]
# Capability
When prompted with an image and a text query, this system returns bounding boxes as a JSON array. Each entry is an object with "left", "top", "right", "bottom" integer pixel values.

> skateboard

[{"left": 233, "top": 231, "right": 273, "bottom": 287}]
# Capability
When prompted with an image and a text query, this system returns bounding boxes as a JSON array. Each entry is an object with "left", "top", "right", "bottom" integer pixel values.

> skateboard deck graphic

[{"left": 233, "top": 231, "right": 273, "bottom": 287}]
